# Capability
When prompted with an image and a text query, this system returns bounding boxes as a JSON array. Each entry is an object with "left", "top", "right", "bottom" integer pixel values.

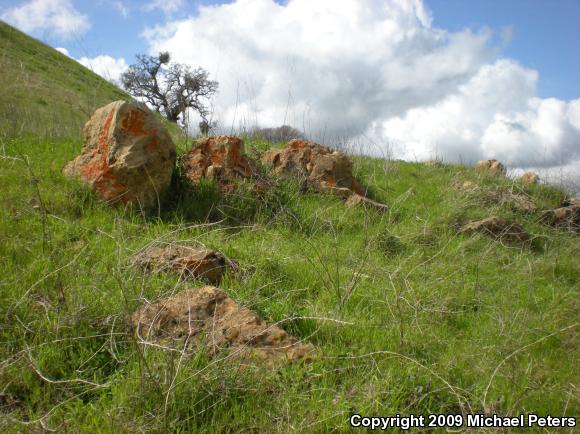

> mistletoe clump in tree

[{"left": 121, "top": 52, "right": 218, "bottom": 127}]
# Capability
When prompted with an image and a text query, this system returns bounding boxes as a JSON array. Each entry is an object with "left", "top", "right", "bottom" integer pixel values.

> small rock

[
  {"left": 345, "top": 194, "right": 389, "bottom": 212},
  {"left": 129, "top": 286, "right": 314, "bottom": 365},
  {"left": 475, "top": 159, "right": 506, "bottom": 176},
  {"left": 63, "top": 100, "right": 176, "bottom": 207},
  {"left": 520, "top": 171, "right": 539, "bottom": 184},
  {"left": 460, "top": 217, "right": 530, "bottom": 244},
  {"left": 540, "top": 205, "right": 580, "bottom": 230},
  {"left": 132, "top": 244, "right": 228, "bottom": 284}
]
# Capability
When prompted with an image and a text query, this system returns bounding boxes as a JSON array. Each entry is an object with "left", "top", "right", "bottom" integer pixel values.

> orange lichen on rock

[
  {"left": 63, "top": 100, "right": 176, "bottom": 208},
  {"left": 520, "top": 171, "right": 540, "bottom": 184},
  {"left": 77, "top": 107, "right": 130, "bottom": 202},
  {"left": 120, "top": 107, "right": 147, "bottom": 136},
  {"left": 262, "top": 139, "right": 365, "bottom": 196},
  {"left": 180, "top": 136, "right": 258, "bottom": 189},
  {"left": 475, "top": 159, "right": 507, "bottom": 176},
  {"left": 129, "top": 286, "right": 314, "bottom": 366},
  {"left": 132, "top": 244, "right": 229, "bottom": 284}
]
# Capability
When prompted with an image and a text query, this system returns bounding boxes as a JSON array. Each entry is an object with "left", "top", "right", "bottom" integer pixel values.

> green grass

[
  {"left": 0, "top": 22, "right": 184, "bottom": 145},
  {"left": 1, "top": 21, "right": 579, "bottom": 433},
  {"left": 0, "top": 22, "right": 128, "bottom": 140}
]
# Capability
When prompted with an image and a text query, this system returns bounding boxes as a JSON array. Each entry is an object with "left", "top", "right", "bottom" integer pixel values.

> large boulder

[
  {"left": 130, "top": 286, "right": 313, "bottom": 365},
  {"left": 460, "top": 217, "right": 530, "bottom": 244},
  {"left": 63, "top": 100, "right": 176, "bottom": 207},
  {"left": 132, "top": 244, "right": 229, "bottom": 284},
  {"left": 262, "top": 139, "right": 364, "bottom": 195},
  {"left": 475, "top": 159, "right": 506, "bottom": 176},
  {"left": 180, "top": 136, "right": 258, "bottom": 190}
]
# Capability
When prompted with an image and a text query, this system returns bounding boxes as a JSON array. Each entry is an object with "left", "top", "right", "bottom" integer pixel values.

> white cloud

[
  {"left": 378, "top": 60, "right": 580, "bottom": 167},
  {"left": 55, "top": 46, "right": 71, "bottom": 57},
  {"left": 77, "top": 55, "right": 129, "bottom": 84},
  {"left": 141, "top": 0, "right": 580, "bottom": 176},
  {"left": 53, "top": 46, "right": 128, "bottom": 84},
  {"left": 511, "top": 159, "right": 580, "bottom": 196},
  {"left": 112, "top": 1, "right": 129, "bottom": 18},
  {"left": 143, "top": 0, "right": 492, "bottom": 134},
  {"left": 144, "top": 0, "right": 184, "bottom": 16},
  {"left": 1, "top": 0, "right": 90, "bottom": 40}
]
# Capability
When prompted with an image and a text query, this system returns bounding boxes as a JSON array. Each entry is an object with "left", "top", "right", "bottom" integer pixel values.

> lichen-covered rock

[
  {"left": 132, "top": 244, "right": 228, "bottom": 284},
  {"left": 180, "top": 136, "right": 258, "bottom": 190},
  {"left": 540, "top": 205, "right": 580, "bottom": 230},
  {"left": 63, "top": 100, "right": 176, "bottom": 207},
  {"left": 262, "top": 139, "right": 364, "bottom": 195},
  {"left": 520, "top": 171, "right": 539, "bottom": 184},
  {"left": 129, "top": 286, "right": 314, "bottom": 365},
  {"left": 460, "top": 217, "right": 530, "bottom": 244},
  {"left": 475, "top": 159, "right": 506, "bottom": 176}
]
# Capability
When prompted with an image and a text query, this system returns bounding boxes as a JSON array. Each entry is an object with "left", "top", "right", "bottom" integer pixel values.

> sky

[{"left": 1, "top": 0, "right": 579, "bottom": 185}]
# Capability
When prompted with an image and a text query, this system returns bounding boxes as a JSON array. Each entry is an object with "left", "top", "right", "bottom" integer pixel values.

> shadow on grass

[{"left": 154, "top": 164, "right": 303, "bottom": 228}]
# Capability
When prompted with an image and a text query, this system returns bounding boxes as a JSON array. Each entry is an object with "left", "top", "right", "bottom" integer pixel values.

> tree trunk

[{"left": 166, "top": 112, "right": 179, "bottom": 123}]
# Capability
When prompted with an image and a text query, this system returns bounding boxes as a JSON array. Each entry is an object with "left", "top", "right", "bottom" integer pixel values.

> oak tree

[{"left": 121, "top": 52, "right": 218, "bottom": 125}]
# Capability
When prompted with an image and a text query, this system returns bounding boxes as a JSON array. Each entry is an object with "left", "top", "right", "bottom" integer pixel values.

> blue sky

[
  {"left": 2, "top": 0, "right": 580, "bottom": 177},
  {"left": 428, "top": 0, "right": 580, "bottom": 100},
  {"left": 2, "top": 0, "right": 578, "bottom": 99}
]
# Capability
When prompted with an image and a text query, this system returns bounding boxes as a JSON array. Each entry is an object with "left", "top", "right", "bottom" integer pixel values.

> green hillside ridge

[
  {"left": 0, "top": 21, "right": 182, "bottom": 142},
  {"left": 0, "top": 21, "right": 130, "bottom": 139},
  {"left": 1, "top": 22, "right": 578, "bottom": 432}
]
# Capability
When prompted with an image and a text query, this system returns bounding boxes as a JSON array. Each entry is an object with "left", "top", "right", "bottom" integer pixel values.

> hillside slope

[
  {"left": 0, "top": 20, "right": 579, "bottom": 434},
  {"left": 0, "top": 21, "right": 129, "bottom": 139}
]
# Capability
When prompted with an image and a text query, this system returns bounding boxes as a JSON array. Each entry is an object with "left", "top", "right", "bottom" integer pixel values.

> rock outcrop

[
  {"left": 460, "top": 217, "right": 530, "bottom": 244},
  {"left": 262, "top": 140, "right": 364, "bottom": 195},
  {"left": 475, "top": 159, "right": 506, "bottom": 176},
  {"left": 130, "top": 286, "right": 313, "bottom": 365},
  {"left": 520, "top": 171, "right": 539, "bottom": 184},
  {"left": 132, "top": 244, "right": 228, "bottom": 284},
  {"left": 180, "top": 136, "right": 258, "bottom": 190},
  {"left": 262, "top": 139, "right": 390, "bottom": 211},
  {"left": 63, "top": 100, "right": 176, "bottom": 207}
]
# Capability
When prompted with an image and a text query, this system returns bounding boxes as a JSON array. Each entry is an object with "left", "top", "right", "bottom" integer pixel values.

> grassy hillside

[
  {"left": 0, "top": 21, "right": 130, "bottom": 139},
  {"left": 1, "top": 21, "right": 578, "bottom": 433}
]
